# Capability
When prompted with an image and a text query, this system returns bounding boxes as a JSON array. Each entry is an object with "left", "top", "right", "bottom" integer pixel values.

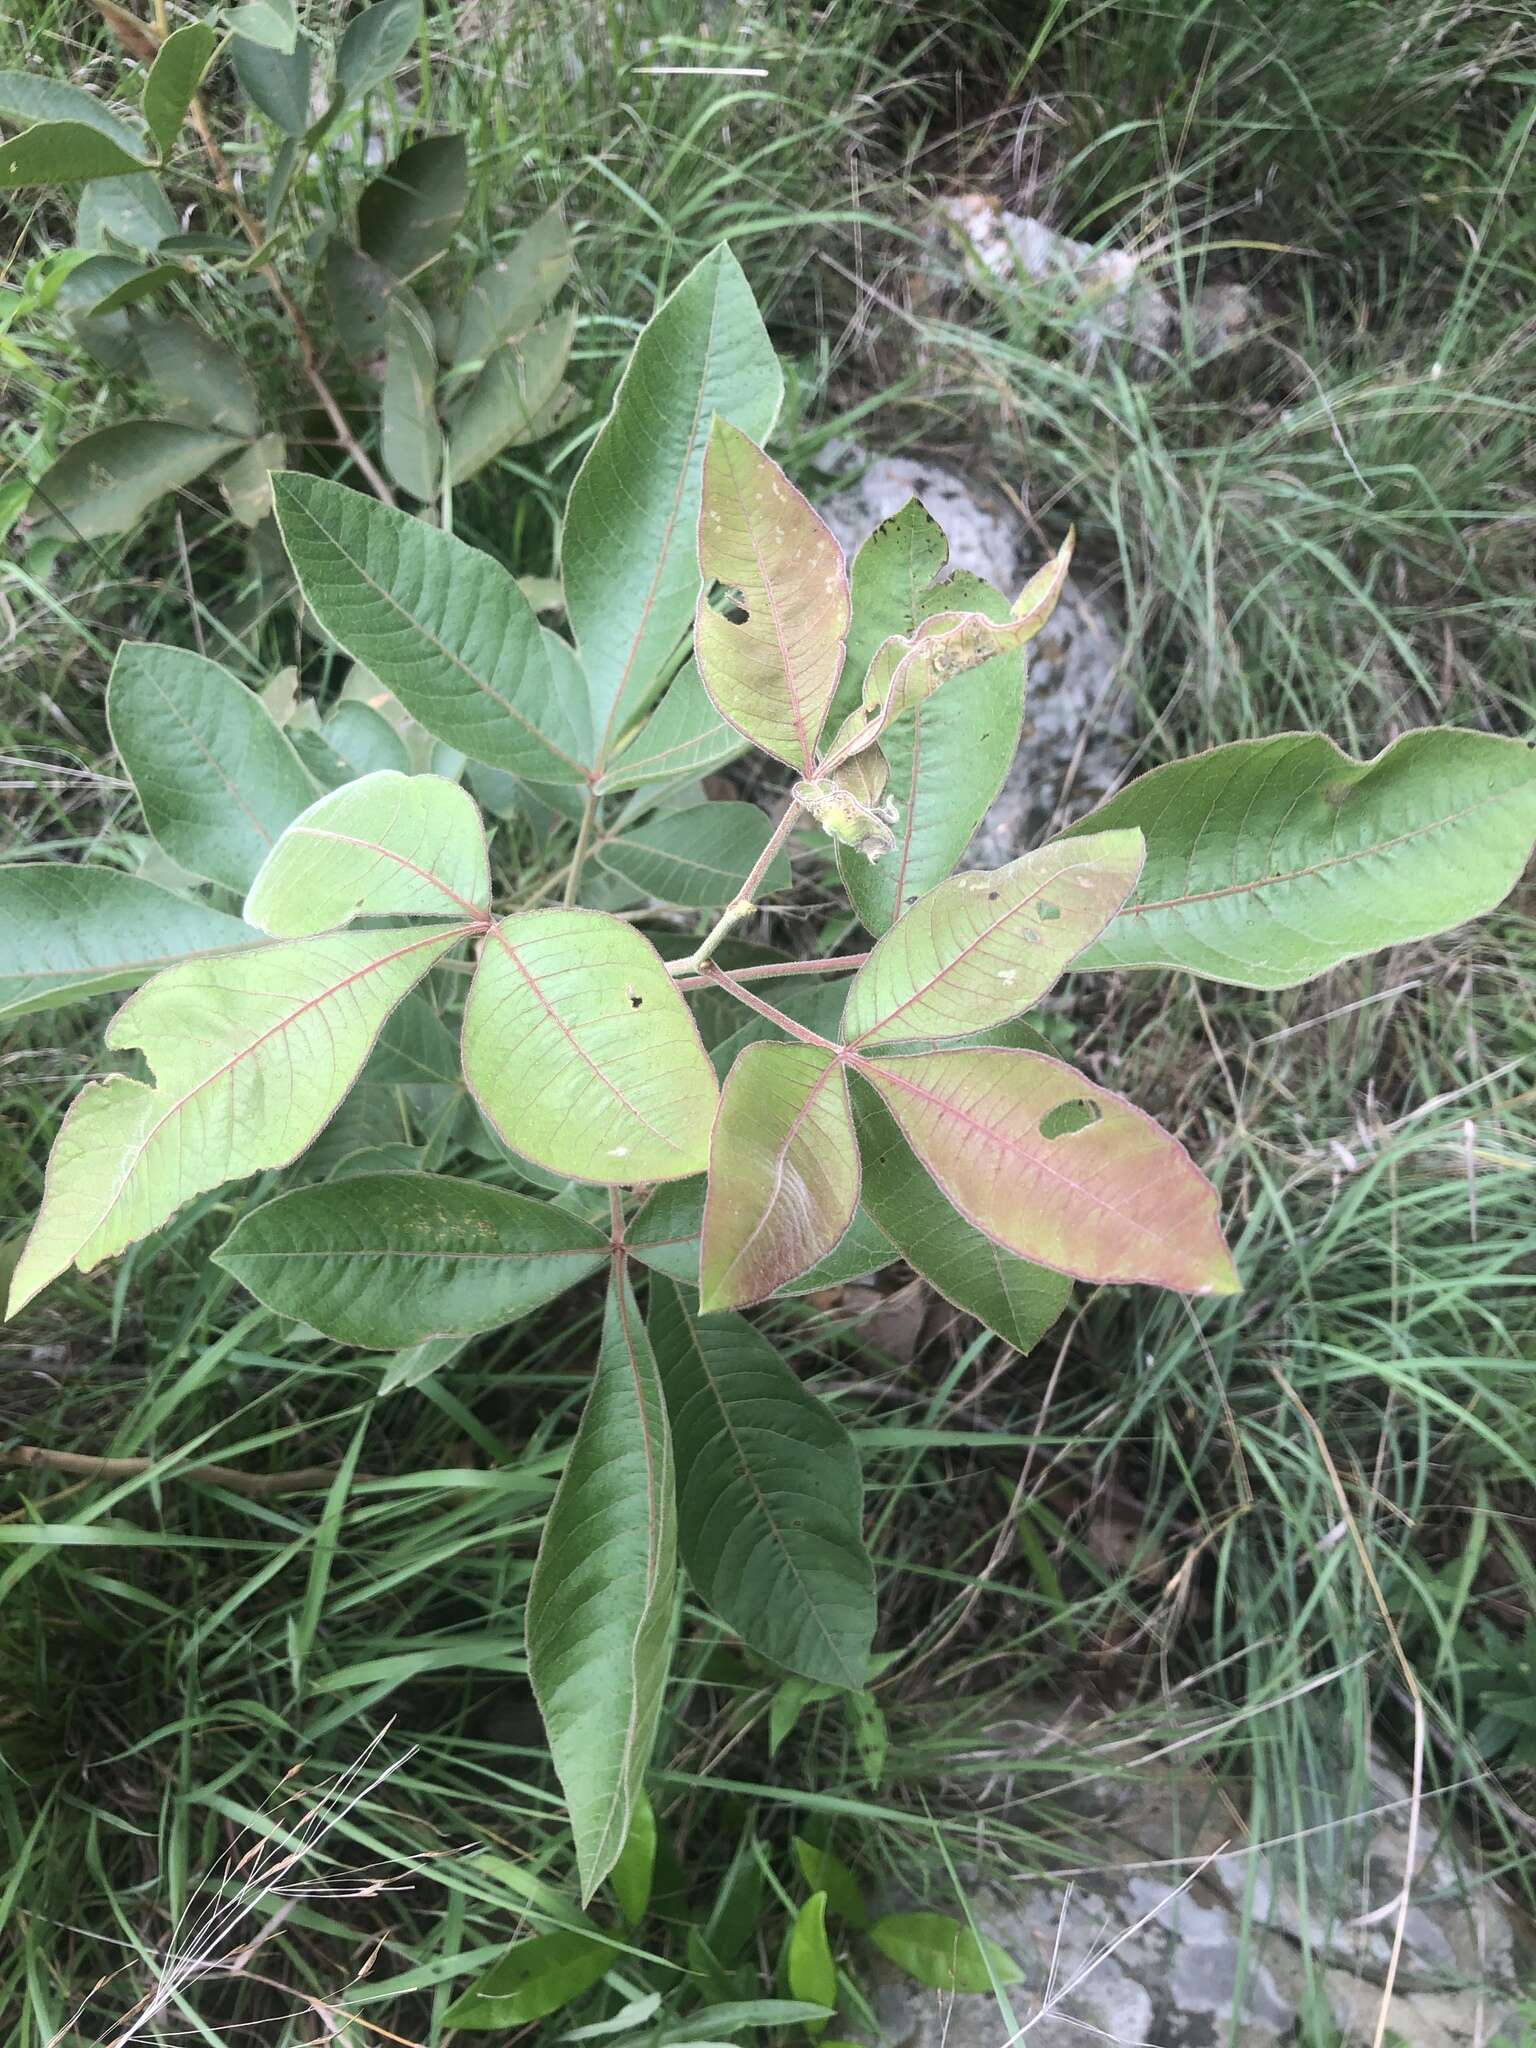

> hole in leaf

[
  {"left": 988, "top": 890, "right": 1000, "bottom": 902},
  {"left": 626, "top": 985, "right": 643, "bottom": 1010},
  {"left": 1040, "top": 1098, "right": 1102, "bottom": 1140},
  {"left": 1037, "top": 900, "right": 1061, "bottom": 922}
]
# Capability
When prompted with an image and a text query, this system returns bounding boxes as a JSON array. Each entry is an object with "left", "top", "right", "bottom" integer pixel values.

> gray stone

[
  {"left": 871, "top": 1726, "right": 1534, "bottom": 2048},
  {"left": 817, "top": 446, "right": 1134, "bottom": 853},
  {"left": 932, "top": 194, "right": 1260, "bottom": 376}
]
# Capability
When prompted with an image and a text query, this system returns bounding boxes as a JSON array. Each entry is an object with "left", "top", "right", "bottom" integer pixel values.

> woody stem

[{"left": 664, "top": 795, "right": 802, "bottom": 978}]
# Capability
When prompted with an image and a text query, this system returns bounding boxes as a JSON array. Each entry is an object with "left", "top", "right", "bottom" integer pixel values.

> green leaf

[
  {"left": 337, "top": 0, "right": 422, "bottom": 102},
  {"left": 108, "top": 643, "right": 314, "bottom": 891},
  {"left": 665, "top": 2003, "right": 835, "bottom": 2041},
  {"left": 443, "top": 1930, "right": 617, "bottom": 2030},
  {"left": 607, "top": 1785, "right": 656, "bottom": 1926},
  {"left": 0, "top": 865, "right": 256, "bottom": 1023},
  {"left": 563, "top": 245, "right": 782, "bottom": 767},
  {"left": 28, "top": 422, "right": 242, "bottom": 543},
  {"left": 215, "top": 1172, "right": 607, "bottom": 1345},
  {"left": 243, "top": 770, "right": 489, "bottom": 934},
  {"left": 274, "top": 475, "right": 591, "bottom": 780},
  {"left": 6, "top": 924, "right": 466, "bottom": 1316},
  {"left": 840, "top": 832, "right": 1145, "bottom": 1048},
  {"left": 832, "top": 497, "right": 949, "bottom": 726},
  {"left": 628, "top": 1179, "right": 890, "bottom": 1296},
  {"left": 839, "top": 550, "right": 1026, "bottom": 937},
  {"left": 849, "top": 1689, "right": 886, "bottom": 1790},
  {"left": 143, "top": 23, "right": 218, "bottom": 155},
  {"left": 381, "top": 295, "right": 443, "bottom": 502},
  {"left": 528, "top": 1271, "right": 677, "bottom": 1902},
  {"left": 0, "top": 72, "right": 147, "bottom": 157},
  {"left": 862, "top": 1048, "right": 1239, "bottom": 1295},
  {"left": 868, "top": 1912, "right": 1023, "bottom": 1994},
  {"left": 222, "top": 432, "right": 285, "bottom": 526},
  {"left": 229, "top": 0, "right": 298, "bottom": 53},
  {"left": 323, "top": 700, "right": 410, "bottom": 778},
  {"left": 0, "top": 119, "right": 147, "bottom": 187},
  {"left": 445, "top": 306, "right": 577, "bottom": 485},
  {"left": 231, "top": 28, "right": 312, "bottom": 135},
  {"left": 695, "top": 419, "right": 848, "bottom": 773},
  {"left": 75, "top": 172, "right": 176, "bottom": 252},
  {"left": 793, "top": 1840, "right": 867, "bottom": 1929},
  {"left": 140, "top": 316, "right": 261, "bottom": 436},
  {"left": 364, "top": 989, "right": 458, "bottom": 1081},
  {"left": 700, "top": 1043, "right": 858, "bottom": 1310},
  {"left": 323, "top": 238, "right": 410, "bottom": 363},
  {"left": 650, "top": 1282, "right": 874, "bottom": 1687},
  {"left": 454, "top": 203, "right": 572, "bottom": 367},
  {"left": 1068, "top": 729, "right": 1536, "bottom": 989},
  {"left": 599, "top": 801, "right": 791, "bottom": 910},
  {"left": 359, "top": 132, "right": 467, "bottom": 277},
  {"left": 60, "top": 260, "right": 180, "bottom": 315},
  {"left": 595, "top": 661, "right": 744, "bottom": 794},
  {"left": 852, "top": 1078, "right": 1068, "bottom": 1353},
  {"left": 785, "top": 1894, "right": 837, "bottom": 2033},
  {"left": 54, "top": 254, "right": 155, "bottom": 320},
  {"left": 463, "top": 910, "right": 718, "bottom": 1184}
]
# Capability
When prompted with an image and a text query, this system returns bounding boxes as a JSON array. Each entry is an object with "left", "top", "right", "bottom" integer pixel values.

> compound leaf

[
  {"left": 1069, "top": 729, "right": 1536, "bottom": 989},
  {"left": 700, "top": 1043, "right": 858, "bottom": 1311},
  {"left": 215, "top": 1172, "right": 607, "bottom": 1346},
  {"left": 862, "top": 1048, "right": 1238, "bottom": 1296},
  {"left": 7, "top": 923, "right": 466, "bottom": 1315},
  {"left": 599, "top": 801, "right": 791, "bottom": 910},
  {"left": 243, "top": 770, "right": 489, "bottom": 934},
  {"left": 840, "top": 832, "right": 1144, "bottom": 1047},
  {"left": 0, "top": 865, "right": 256, "bottom": 1022},
  {"left": 651, "top": 1281, "right": 874, "bottom": 1689},
  {"left": 274, "top": 473, "right": 592, "bottom": 782},
  {"left": 108, "top": 643, "right": 314, "bottom": 891},
  {"left": 852, "top": 1077, "right": 1068, "bottom": 1353},
  {"left": 695, "top": 418, "right": 848, "bottom": 773},
  {"left": 463, "top": 910, "right": 717, "bottom": 1183},
  {"left": 563, "top": 245, "right": 782, "bottom": 767},
  {"left": 528, "top": 1270, "right": 677, "bottom": 1903}
]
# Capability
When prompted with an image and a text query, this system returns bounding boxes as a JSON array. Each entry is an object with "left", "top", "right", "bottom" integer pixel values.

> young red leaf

[
  {"left": 840, "top": 831, "right": 1145, "bottom": 1048},
  {"left": 700, "top": 1041, "right": 859, "bottom": 1311},
  {"left": 861, "top": 1047, "right": 1238, "bottom": 1295},
  {"left": 695, "top": 417, "right": 849, "bottom": 773}
]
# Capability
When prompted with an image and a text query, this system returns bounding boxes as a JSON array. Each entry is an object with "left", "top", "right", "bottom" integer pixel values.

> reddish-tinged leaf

[
  {"left": 841, "top": 831, "right": 1144, "bottom": 1048},
  {"left": 861, "top": 1048, "right": 1239, "bottom": 1295},
  {"left": 695, "top": 418, "right": 848, "bottom": 773},
  {"left": 700, "top": 1042, "right": 859, "bottom": 1310}
]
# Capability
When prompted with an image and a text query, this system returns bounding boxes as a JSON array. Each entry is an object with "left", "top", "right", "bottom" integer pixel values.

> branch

[
  {"left": 665, "top": 797, "right": 803, "bottom": 977},
  {"left": 672, "top": 950, "right": 868, "bottom": 993},
  {"left": 185, "top": 91, "right": 398, "bottom": 506},
  {"left": 2, "top": 1445, "right": 370, "bottom": 1497}
]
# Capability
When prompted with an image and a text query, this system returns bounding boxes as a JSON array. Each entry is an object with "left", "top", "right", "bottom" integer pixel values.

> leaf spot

[{"left": 1037, "top": 900, "right": 1061, "bottom": 922}]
